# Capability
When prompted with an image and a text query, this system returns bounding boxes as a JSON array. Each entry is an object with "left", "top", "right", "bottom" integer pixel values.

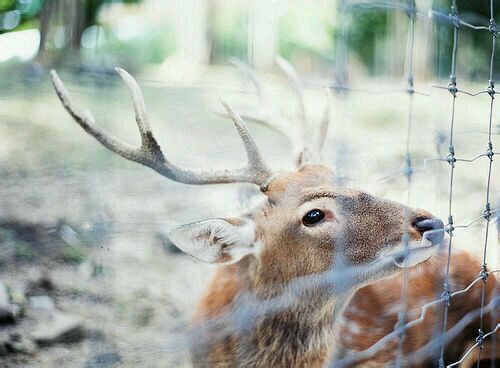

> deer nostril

[{"left": 414, "top": 217, "right": 445, "bottom": 245}]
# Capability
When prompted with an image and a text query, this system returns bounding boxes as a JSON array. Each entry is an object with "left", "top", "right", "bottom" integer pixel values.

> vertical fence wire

[
  {"left": 333, "top": 0, "right": 350, "bottom": 182},
  {"left": 431, "top": 0, "right": 447, "bottom": 348},
  {"left": 247, "top": 0, "right": 255, "bottom": 66},
  {"left": 395, "top": 1, "right": 416, "bottom": 366},
  {"left": 492, "top": 202, "right": 499, "bottom": 367},
  {"left": 437, "top": 1, "right": 459, "bottom": 366},
  {"left": 329, "top": 0, "right": 498, "bottom": 366},
  {"left": 474, "top": 0, "right": 496, "bottom": 366},
  {"left": 335, "top": 0, "right": 349, "bottom": 90}
]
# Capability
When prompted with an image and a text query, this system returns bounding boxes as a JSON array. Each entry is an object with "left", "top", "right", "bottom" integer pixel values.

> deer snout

[{"left": 413, "top": 216, "right": 445, "bottom": 245}]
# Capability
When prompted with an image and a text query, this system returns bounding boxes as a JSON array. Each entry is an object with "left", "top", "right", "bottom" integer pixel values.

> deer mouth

[{"left": 390, "top": 239, "right": 440, "bottom": 268}]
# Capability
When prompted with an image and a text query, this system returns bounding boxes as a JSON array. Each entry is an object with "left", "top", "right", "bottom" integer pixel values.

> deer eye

[{"left": 302, "top": 209, "right": 325, "bottom": 226}]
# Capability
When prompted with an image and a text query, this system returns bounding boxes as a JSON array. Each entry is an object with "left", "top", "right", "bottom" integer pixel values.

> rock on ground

[
  {"left": 4, "top": 333, "right": 37, "bottom": 355},
  {"left": 84, "top": 351, "right": 122, "bottom": 368},
  {"left": 31, "top": 312, "right": 85, "bottom": 347},
  {"left": 0, "top": 304, "right": 18, "bottom": 325}
]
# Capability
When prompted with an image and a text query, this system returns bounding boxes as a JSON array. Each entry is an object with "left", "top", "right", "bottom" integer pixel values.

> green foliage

[
  {"left": 0, "top": 0, "right": 43, "bottom": 33},
  {"left": 84, "top": 0, "right": 141, "bottom": 29},
  {"left": 16, "top": 0, "right": 43, "bottom": 17},
  {"left": 81, "top": 23, "right": 175, "bottom": 66},
  {"left": 347, "top": 9, "right": 388, "bottom": 74},
  {"left": 210, "top": 12, "right": 247, "bottom": 63},
  {"left": 278, "top": 5, "right": 335, "bottom": 63},
  {"left": 0, "top": 0, "right": 15, "bottom": 12},
  {"left": 0, "top": 0, "right": 141, "bottom": 34},
  {"left": 433, "top": 0, "right": 500, "bottom": 79}
]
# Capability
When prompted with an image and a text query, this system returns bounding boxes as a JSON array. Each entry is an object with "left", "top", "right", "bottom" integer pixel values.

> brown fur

[
  {"left": 186, "top": 165, "right": 497, "bottom": 367},
  {"left": 338, "top": 249, "right": 498, "bottom": 367}
]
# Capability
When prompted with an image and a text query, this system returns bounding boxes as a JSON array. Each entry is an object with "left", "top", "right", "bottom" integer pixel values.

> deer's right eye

[{"left": 302, "top": 209, "right": 325, "bottom": 226}]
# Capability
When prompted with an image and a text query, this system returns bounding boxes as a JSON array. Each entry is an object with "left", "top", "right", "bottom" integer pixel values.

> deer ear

[{"left": 168, "top": 218, "right": 258, "bottom": 264}]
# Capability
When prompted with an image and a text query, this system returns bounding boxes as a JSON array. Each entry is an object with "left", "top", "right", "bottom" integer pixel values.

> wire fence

[
  {"left": 50, "top": 1, "right": 498, "bottom": 365},
  {"left": 217, "top": 2, "right": 499, "bottom": 361},
  {"left": 325, "top": 0, "right": 498, "bottom": 366}
]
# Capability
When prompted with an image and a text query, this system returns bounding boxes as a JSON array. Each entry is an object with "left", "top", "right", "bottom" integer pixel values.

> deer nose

[{"left": 414, "top": 217, "right": 445, "bottom": 245}]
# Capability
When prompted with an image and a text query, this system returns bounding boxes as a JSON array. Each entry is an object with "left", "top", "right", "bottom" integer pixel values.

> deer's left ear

[{"left": 168, "top": 218, "right": 258, "bottom": 263}]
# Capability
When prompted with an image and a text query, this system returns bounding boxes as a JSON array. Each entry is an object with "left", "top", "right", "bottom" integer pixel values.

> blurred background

[{"left": 0, "top": 0, "right": 498, "bottom": 366}]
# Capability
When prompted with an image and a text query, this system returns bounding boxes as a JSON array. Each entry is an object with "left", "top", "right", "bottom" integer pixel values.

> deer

[
  {"left": 226, "top": 58, "right": 500, "bottom": 367},
  {"left": 50, "top": 65, "right": 498, "bottom": 367}
]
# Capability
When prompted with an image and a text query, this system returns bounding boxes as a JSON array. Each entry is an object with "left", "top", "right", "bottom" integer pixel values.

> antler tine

[
  {"left": 227, "top": 58, "right": 269, "bottom": 126},
  {"left": 275, "top": 55, "right": 307, "bottom": 135},
  {"left": 114, "top": 68, "right": 155, "bottom": 149},
  {"left": 50, "top": 69, "right": 142, "bottom": 161},
  {"left": 297, "top": 88, "right": 332, "bottom": 167},
  {"left": 228, "top": 58, "right": 293, "bottom": 139},
  {"left": 312, "top": 88, "right": 332, "bottom": 155},
  {"left": 51, "top": 69, "right": 272, "bottom": 188},
  {"left": 219, "top": 99, "right": 271, "bottom": 175},
  {"left": 229, "top": 58, "right": 264, "bottom": 108}
]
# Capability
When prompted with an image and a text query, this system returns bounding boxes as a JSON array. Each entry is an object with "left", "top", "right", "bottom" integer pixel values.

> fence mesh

[{"left": 326, "top": 0, "right": 498, "bottom": 366}]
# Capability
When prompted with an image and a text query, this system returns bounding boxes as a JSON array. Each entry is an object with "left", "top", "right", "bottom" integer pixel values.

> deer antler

[
  {"left": 229, "top": 57, "right": 332, "bottom": 167},
  {"left": 226, "top": 58, "right": 285, "bottom": 139},
  {"left": 229, "top": 58, "right": 265, "bottom": 110},
  {"left": 275, "top": 56, "right": 307, "bottom": 138},
  {"left": 50, "top": 68, "right": 272, "bottom": 188},
  {"left": 297, "top": 88, "right": 331, "bottom": 166}
]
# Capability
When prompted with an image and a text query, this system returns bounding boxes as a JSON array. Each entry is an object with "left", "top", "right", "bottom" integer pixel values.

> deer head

[{"left": 50, "top": 67, "right": 445, "bottom": 300}]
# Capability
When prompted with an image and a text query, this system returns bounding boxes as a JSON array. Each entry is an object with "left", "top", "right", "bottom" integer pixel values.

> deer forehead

[
  {"left": 261, "top": 169, "right": 369, "bottom": 213},
  {"left": 250, "top": 187, "right": 371, "bottom": 240},
  {"left": 250, "top": 174, "right": 409, "bottom": 246}
]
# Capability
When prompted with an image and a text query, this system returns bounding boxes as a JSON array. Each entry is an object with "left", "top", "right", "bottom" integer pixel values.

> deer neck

[
  {"left": 238, "top": 258, "right": 358, "bottom": 365},
  {"left": 193, "top": 259, "right": 361, "bottom": 367}
]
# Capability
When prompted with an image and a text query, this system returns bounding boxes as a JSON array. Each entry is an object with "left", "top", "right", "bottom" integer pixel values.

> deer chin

[{"left": 389, "top": 239, "right": 440, "bottom": 269}]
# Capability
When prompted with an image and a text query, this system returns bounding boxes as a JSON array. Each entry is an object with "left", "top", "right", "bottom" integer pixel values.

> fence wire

[
  {"left": 226, "top": 1, "right": 498, "bottom": 365},
  {"left": 327, "top": 0, "right": 498, "bottom": 366},
  {"left": 395, "top": 0, "right": 416, "bottom": 366}
]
